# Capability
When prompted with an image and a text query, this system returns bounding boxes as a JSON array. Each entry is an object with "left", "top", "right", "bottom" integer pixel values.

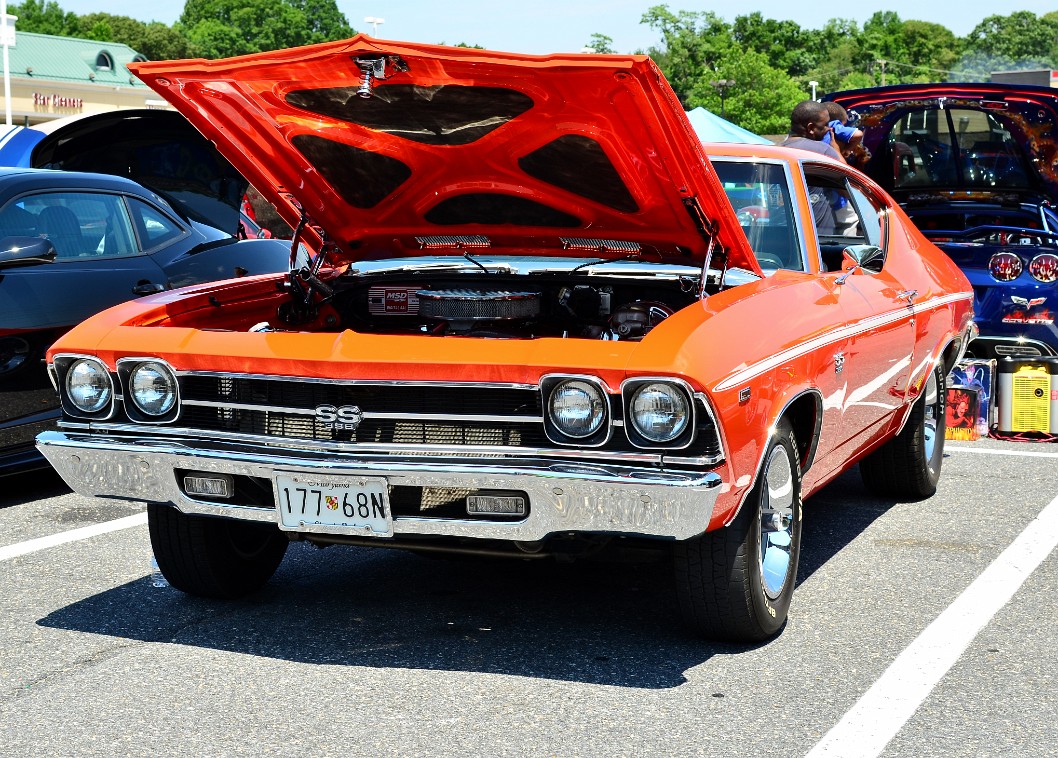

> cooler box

[{"left": 996, "top": 357, "right": 1058, "bottom": 434}]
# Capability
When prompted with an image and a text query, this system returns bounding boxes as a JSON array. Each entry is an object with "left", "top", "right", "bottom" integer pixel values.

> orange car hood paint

[{"left": 129, "top": 35, "right": 758, "bottom": 273}]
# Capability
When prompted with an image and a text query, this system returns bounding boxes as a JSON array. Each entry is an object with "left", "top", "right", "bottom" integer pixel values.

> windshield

[
  {"left": 712, "top": 160, "right": 803, "bottom": 271},
  {"left": 889, "top": 107, "right": 1033, "bottom": 191}
]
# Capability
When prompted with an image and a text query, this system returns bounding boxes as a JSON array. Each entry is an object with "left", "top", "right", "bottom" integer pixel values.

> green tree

[
  {"left": 77, "top": 13, "right": 190, "bottom": 60},
  {"left": 731, "top": 12, "right": 816, "bottom": 77},
  {"left": 858, "top": 14, "right": 963, "bottom": 84},
  {"left": 641, "top": 4, "right": 734, "bottom": 104},
  {"left": 803, "top": 19, "right": 868, "bottom": 95},
  {"left": 966, "top": 11, "right": 1058, "bottom": 63},
  {"left": 136, "top": 22, "right": 193, "bottom": 60},
  {"left": 286, "top": 0, "right": 353, "bottom": 43},
  {"left": 687, "top": 49, "right": 804, "bottom": 135},
  {"left": 8, "top": 0, "right": 79, "bottom": 36},
  {"left": 180, "top": 0, "right": 354, "bottom": 58},
  {"left": 586, "top": 33, "right": 616, "bottom": 54},
  {"left": 901, "top": 20, "right": 961, "bottom": 80}
]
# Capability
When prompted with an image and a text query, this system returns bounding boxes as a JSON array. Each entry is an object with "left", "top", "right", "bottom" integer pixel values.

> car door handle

[
  {"left": 132, "top": 281, "right": 166, "bottom": 296},
  {"left": 896, "top": 289, "right": 918, "bottom": 305}
]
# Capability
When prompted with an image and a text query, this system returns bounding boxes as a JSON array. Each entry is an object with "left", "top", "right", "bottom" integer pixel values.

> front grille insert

[{"left": 169, "top": 374, "right": 722, "bottom": 462}]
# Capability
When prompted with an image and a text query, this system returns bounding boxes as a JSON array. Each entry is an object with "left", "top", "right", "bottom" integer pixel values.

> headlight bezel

[
  {"left": 58, "top": 355, "right": 115, "bottom": 419},
  {"left": 541, "top": 374, "right": 612, "bottom": 447},
  {"left": 621, "top": 377, "right": 697, "bottom": 449},
  {"left": 117, "top": 357, "right": 180, "bottom": 423}
]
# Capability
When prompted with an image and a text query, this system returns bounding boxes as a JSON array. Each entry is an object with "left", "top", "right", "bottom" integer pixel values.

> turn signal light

[
  {"left": 1028, "top": 253, "right": 1058, "bottom": 283},
  {"left": 989, "top": 252, "right": 1023, "bottom": 282}
]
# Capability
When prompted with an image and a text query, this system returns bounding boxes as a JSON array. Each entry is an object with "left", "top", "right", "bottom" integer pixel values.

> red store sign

[{"left": 33, "top": 92, "right": 84, "bottom": 111}]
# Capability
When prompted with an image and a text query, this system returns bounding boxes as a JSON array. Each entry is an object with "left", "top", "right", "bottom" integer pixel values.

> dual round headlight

[
  {"left": 548, "top": 379, "right": 606, "bottom": 439},
  {"left": 65, "top": 358, "right": 113, "bottom": 414},
  {"left": 127, "top": 361, "right": 177, "bottom": 417},
  {"left": 629, "top": 382, "right": 690, "bottom": 443},
  {"left": 546, "top": 377, "right": 693, "bottom": 446}
]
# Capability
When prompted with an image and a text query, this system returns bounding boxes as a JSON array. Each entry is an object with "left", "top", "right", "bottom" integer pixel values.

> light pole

[
  {"left": 364, "top": 16, "right": 384, "bottom": 36},
  {"left": 809, "top": 80, "right": 818, "bottom": 100},
  {"left": 1, "top": 0, "right": 14, "bottom": 127},
  {"left": 709, "top": 79, "right": 734, "bottom": 119}
]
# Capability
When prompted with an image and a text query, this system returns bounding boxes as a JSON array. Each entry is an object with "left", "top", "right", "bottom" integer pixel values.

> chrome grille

[{"left": 170, "top": 374, "right": 721, "bottom": 462}]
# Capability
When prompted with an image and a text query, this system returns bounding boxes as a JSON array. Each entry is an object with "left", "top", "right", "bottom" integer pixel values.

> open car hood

[
  {"left": 1, "top": 109, "right": 248, "bottom": 235},
  {"left": 129, "top": 36, "right": 755, "bottom": 271},
  {"left": 827, "top": 83, "right": 1058, "bottom": 205}
]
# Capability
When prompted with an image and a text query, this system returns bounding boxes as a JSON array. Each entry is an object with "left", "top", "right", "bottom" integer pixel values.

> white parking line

[
  {"left": 805, "top": 490, "right": 1058, "bottom": 758},
  {"left": 0, "top": 513, "right": 147, "bottom": 562},
  {"left": 946, "top": 445, "right": 1058, "bottom": 458}
]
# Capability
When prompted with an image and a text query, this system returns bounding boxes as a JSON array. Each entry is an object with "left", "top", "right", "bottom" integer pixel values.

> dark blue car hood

[{"left": 0, "top": 109, "right": 247, "bottom": 235}]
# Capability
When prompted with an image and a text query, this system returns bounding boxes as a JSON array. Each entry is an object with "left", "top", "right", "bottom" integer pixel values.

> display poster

[
  {"left": 946, "top": 385, "right": 980, "bottom": 441},
  {"left": 949, "top": 359, "right": 996, "bottom": 438}
]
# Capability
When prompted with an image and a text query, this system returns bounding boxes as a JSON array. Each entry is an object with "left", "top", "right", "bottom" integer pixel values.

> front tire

[
  {"left": 148, "top": 503, "right": 289, "bottom": 598},
  {"left": 675, "top": 419, "right": 803, "bottom": 642},
  {"left": 860, "top": 362, "right": 945, "bottom": 499}
]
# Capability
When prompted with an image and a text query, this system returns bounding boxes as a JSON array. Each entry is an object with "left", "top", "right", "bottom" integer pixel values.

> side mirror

[
  {"left": 0, "top": 237, "right": 57, "bottom": 269},
  {"left": 841, "top": 244, "right": 884, "bottom": 271},
  {"left": 836, "top": 244, "right": 885, "bottom": 284}
]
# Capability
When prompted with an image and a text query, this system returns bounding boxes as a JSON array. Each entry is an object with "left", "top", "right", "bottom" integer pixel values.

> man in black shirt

[
  {"left": 782, "top": 100, "right": 843, "bottom": 235},
  {"left": 782, "top": 100, "right": 844, "bottom": 161}
]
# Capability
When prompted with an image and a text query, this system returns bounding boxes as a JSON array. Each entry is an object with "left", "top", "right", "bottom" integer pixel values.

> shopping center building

[{"left": 0, "top": 30, "right": 169, "bottom": 126}]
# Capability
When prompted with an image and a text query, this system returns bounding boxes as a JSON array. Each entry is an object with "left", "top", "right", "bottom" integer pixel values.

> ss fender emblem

[{"left": 315, "top": 404, "right": 363, "bottom": 430}]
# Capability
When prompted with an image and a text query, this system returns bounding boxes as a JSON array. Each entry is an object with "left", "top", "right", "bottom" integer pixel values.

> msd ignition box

[{"left": 997, "top": 357, "right": 1058, "bottom": 434}]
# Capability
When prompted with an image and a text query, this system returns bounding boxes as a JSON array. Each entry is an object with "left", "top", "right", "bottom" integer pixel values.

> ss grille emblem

[{"left": 315, "top": 404, "right": 363, "bottom": 430}]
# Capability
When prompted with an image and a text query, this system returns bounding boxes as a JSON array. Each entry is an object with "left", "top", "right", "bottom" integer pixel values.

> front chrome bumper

[{"left": 36, "top": 431, "right": 723, "bottom": 542}]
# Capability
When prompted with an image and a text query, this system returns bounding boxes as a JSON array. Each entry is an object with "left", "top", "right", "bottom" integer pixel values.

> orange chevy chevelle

[{"left": 36, "top": 37, "right": 974, "bottom": 642}]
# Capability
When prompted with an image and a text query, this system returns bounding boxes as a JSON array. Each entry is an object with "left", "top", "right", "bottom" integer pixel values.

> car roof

[{"left": 0, "top": 166, "right": 157, "bottom": 194}]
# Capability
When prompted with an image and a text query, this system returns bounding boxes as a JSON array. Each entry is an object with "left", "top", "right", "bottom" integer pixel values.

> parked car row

[
  {"left": 32, "top": 37, "right": 973, "bottom": 642},
  {"left": 0, "top": 110, "right": 295, "bottom": 475}
]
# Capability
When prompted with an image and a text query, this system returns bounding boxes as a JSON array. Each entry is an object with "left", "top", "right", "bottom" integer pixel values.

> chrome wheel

[
  {"left": 675, "top": 418, "right": 802, "bottom": 641},
  {"left": 759, "top": 444, "right": 796, "bottom": 600},
  {"left": 859, "top": 362, "right": 946, "bottom": 499}
]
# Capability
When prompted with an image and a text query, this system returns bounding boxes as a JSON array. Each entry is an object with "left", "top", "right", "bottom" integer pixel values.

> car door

[
  {"left": 0, "top": 190, "right": 171, "bottom": 336},
  {"left": 806, "top": 168, "right": 918, "bottom": 463}
]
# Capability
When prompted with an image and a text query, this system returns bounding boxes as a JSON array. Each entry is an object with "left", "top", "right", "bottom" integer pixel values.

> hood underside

[
  {"left": 827, "top": 83, "right": 1058, "bottom": 204},
  {"left": 129, "top": 35, "right": 754, "bottom": 271}
]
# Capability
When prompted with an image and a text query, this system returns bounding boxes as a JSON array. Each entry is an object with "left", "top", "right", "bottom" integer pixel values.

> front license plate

[{"left": 274, "top": 473, "right": 392, "bottom": 537}]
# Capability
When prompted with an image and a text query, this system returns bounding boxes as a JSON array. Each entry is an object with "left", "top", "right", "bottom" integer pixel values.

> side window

[
  {"left": 128, "top": 198, "right": 186, "bottom": 251},
  {"left": 5, "top": 192, "right": 139, "bottom": 260},
  {"left": 712, "top": 160, "right": 803, "bottom": 272},
  {"left": 847, "top": 183, "right": 885, "bottom": 249},
  {"left": 805, "top": 169, "right": 890, "bottom": 272}
]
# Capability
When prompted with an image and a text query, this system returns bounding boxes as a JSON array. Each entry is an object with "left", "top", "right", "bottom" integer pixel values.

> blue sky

[{"left": 37, "top": 0, "right": 1056, "bottom": 56}]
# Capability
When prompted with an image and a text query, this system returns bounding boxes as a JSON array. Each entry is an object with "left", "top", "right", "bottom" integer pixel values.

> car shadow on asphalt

[
  {"left": 37, "top": 539, "right": 785, "bottom": 689},
  {"left": 797, "top": 464, "right": 901, "bottom": 584},
  {"left": 36, "top": 464, "right": 899, "bottom": 689}
]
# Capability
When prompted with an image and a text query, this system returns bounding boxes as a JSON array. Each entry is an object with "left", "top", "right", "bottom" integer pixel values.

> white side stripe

[{"left": 716, "top": 292, "right": 972, "bottom": 392}]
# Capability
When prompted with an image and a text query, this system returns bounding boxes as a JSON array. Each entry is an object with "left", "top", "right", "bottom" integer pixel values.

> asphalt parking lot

[{"left": 1, "top": 438, "right": 1055, "bottom": 757}]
